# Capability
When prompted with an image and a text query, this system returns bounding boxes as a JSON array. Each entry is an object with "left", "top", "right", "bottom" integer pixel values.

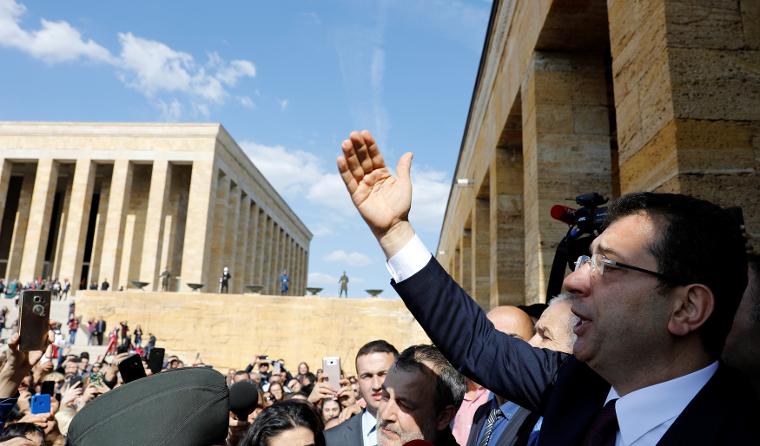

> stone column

[
  {"left": 458, "top": 230, "right": 473, "bottom": 295},
  {"left": 58, "top": 159, "right": 96, "bottom": 289},
  {"left": 521, "top": 51, "right": 613, "bottom": 303},
  {"left": 6, "top": 172, "right": 35, "bottom": 281},
  {"left": 245, "top": 203, "right": 259, "bottom": 287},
  {"left": 19, "top": 159, "right": 59, "bottom": 283},
  {"left": 301, "top": 248, "right": 309, "bottom": 296},
  {"left": 257, "top": 214, "right": 270, "bottom": 291},
  {"left": 271, "top": 226, "right": 282, "bottom": 294},
  {"left": 489, "top": 127, "right": 525, "bottom": 307},
  {"left": 51, "top": 174, "right": 74, "bottom": 281},
  {"left": 608, "top": 0, "right": 760, "bottom": 240},
  {"left": 98, "top": 160, "right": 133, "bottom": 291},
  {"left": 0, "top": 159, "right": 11, "bottom": 233},
  {"left": 471, "top": 197, "right": 490, "bottom": 309},
  {"left": 88, "top": 178, "right": 110, "bottom": 286},
  {"left": 139, "top": 160, "right": 172, "bottom": 291},
  {"left": 207, "top": 173, "right": 230, "bottom": 291},
  {"left": 180, "top": 159, "right": 217, "bottom": 292},
  {"left": 233, "top": 195, "right": 250, "bottom": 293},
  {"left": 223, "top": 184, "right": 241, "bottom": 292}
]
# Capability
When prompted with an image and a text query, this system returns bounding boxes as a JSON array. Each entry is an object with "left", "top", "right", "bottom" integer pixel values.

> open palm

[{"left": 337, "top": 130, "right": 413, "bottom": 237}]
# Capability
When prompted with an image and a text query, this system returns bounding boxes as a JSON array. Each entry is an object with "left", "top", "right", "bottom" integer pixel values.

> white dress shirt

[
  {"left": 386, "top": 234, "right": 719, "bottom": 446},
  {"left": 362, "top": 409, "right": 378, "bottom": 446}
]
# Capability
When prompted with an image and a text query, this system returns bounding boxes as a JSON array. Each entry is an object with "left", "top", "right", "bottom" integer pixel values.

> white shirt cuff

[{"left": 385, "top": 234, "right": 432, "bottom": 283}]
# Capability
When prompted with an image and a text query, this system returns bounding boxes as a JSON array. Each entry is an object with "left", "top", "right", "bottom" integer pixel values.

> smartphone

[
  {"left": 66, "top": 374, "right": 83, "bottom": 388},
  {"left": 148, "top": 347, "right": 165, "bottom": 374},
  {"left": 30, "top": 393, "right": 51, "bottom": 415},
  {"left": 116, "top": 344, "right": 129, "bottom": 354},
  {"left": 89, "top": 372, "right": 104, "bottom": 387},
  {"left": 273, "top": 360, "right": 282, "bottom": 375},
  {"left": 18, "top": 290, "right": 50, "bottom": 351},
  {"left": 40, "top": 381, "right": 55, "bottom": 396},
  {"left": 322, "top": 356, "right": 341, "bottom": 392},
  {"left": 118, "top": 354, "right": 147, "bottom": 383}
]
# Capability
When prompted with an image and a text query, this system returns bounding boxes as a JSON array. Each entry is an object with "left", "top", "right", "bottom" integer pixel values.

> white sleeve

[{"left": 385, "top": 234, "right": 432, "bottom": 283}]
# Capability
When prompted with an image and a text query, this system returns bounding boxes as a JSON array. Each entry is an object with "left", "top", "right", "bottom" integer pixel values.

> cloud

[
  {"left": 238, "top": 96, "right": 255, "bottom": 109},
  {"left": 239, "top": 140, "right": 354, "bottom": 214},
  {"left": 0, "top": 0, "right": 256, "bottom": 120},
  {"left": 0, "top": 0, "right": 113, "bottom": 63},
  {"left": 409, "top": 167, "right": 450, "bottom": 233},
  {"left": 325, "top": 250, "right": 373, "bottom": 267},
  {"left": 278, "top": 98, "right": 289, "bottom": 110}
]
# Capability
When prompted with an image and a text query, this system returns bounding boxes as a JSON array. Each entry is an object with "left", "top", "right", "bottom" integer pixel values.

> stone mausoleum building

[
  {"left": 437, "top": 0, "right": 759, "bottom": 308},
  {"left": 0, "top": 122, "right": 311, "bottom": 295}
]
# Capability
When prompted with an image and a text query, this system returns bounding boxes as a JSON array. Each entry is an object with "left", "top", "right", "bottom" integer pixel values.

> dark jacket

[
  {"left": 324, "top": 410, "right": 364, "bottom": 446},
  {"left": 393, "top": 257, "right": 760, "bottom": 445}
]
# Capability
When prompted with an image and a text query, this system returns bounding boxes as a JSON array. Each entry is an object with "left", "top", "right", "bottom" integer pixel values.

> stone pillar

[
  {"left": 139, "top": 160, "right": 172, "bottom": 291},
  {"left": 222, "top": 183, "right": 241, "bottom": 292},
  {"left": 58, "top": 159, "right": 96, "bottom": 289},
  {"left": 608, "top": 0, "right": 760, "bottom": 240},
  {"left": 302, "top": 248, "right": 309, "bottom": 296},
  {"left": 52, "top": 174, "right": 74, "bottom": 281},
  {"left": 88, "top": 178, "right": 110, "bottom": 286},
  {"left": 0, "top": 159, "right": 12, "bottom": 235},
  {"left": 262, "top": 217, "right": 274, "bottom": 294},
  {"left": 207, "top": 173, "right": 230, "bottom": 292},
  {"left": 521, "top": 51, "right": 613, "bottom": 303},
  {"left": 19, "top": 159, "right": 59, "bottom": 283},
  {"left": 489, "top": 130, "right": 525, "bottom": 307},
  {"left": 245, "top": 203, "right": 259, "bottom": 287},
  {"left": 232, "top": 194, "right": 250, "bottom": 293},
  {"left": 6, "top": 172, "right": 35, "bottom": 281},
  {"left": 471, "top": 196, "right": 490, "bottom": 309},
  {"left": 98, "top": 160, "right": 134, "bottom": 291},
  {"left": 256, "top": 214, "right": 269, "bottom": 290},
  {"left": 452, "top": 247, "right": 461, "bottom": 284},
  {"left": 458, "top": 230, "right": 473, "bottom": 295},
  {"left": 179, "top": 159, "right": 217, "bottom": 292}
]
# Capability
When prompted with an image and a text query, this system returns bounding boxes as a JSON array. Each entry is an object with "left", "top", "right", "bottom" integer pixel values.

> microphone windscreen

[{"left": 403, "top": 441, "right": 433, "bottom": 446}]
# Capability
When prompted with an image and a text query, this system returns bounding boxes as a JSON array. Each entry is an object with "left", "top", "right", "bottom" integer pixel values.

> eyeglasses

[{"left": 573, "top": 254, "right": 669, "bottom": 281}]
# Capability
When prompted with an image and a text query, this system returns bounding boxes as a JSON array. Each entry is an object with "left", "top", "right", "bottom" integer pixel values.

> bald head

[{"left": 486, "top": 306, "right": 534, "bottom": 340}]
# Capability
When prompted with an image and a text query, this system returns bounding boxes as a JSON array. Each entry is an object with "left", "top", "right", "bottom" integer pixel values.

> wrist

[{"left": 377, "top": 221, "right": 415, "bottom": 259}]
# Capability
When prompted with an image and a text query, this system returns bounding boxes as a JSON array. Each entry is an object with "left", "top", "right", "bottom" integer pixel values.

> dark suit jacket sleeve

[{"left": 392, "top": 256, "right": 570, "bottom": 412}]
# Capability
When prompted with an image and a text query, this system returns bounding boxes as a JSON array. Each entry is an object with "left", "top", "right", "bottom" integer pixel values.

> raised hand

[{"left": 337, "top": 130, "right": 415, "bottom": 257}]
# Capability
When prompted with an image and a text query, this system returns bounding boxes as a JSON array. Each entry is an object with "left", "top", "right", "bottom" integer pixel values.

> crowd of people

[{"left": 0, "top": 130, "right": 756, "bottom": 445}]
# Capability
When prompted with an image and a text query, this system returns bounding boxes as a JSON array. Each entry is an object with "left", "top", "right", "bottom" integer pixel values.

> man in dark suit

[
  {"left": 337, "top": 130, "right": 760, "bottom": 445},
  {"left": 94, "top": 316, "right": 106, "bottom": 346},
  {"left": 724, "top": 253, "right": 760, "bottom": 397},
  {"left": 325, "top": 340, "right": 399, "bottom": 446}
]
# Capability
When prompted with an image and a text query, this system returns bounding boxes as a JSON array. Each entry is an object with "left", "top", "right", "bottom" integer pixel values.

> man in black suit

[
  {"left": 325, "top": 340, "right": 399, "bottom": 446},
  {"left": 337, "top": 130, "right": 760, "bottom": 445},
  {"left": 94, "top": 316, "right": 106, "bottom": 346},
  {"left": 724, "top": 253, "right": 760, "bottom": 397}
]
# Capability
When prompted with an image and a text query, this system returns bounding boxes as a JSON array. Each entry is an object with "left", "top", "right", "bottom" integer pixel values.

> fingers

[
  {"left": 361, "top": 130, "right": 386, "bottom": 169},
  {"left": 8, "top": 333, "right": 19, "bottom": 350},
  {"left": 337, "top": 156, "right": 359, "bottom": 195},
  {"left": 350, "top": 131, "right": 374, "bottom": 174},
  {"left": 342, "top": 136, "right": 365, "bottom": 180}
]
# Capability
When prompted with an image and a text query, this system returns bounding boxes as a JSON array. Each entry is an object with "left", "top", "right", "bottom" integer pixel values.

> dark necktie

[
  {"left": 478, "top": 407, "right": 505, "bottom": 446},
  {"left": 582, "top": 398, "right": 619, "bottom": 446}
]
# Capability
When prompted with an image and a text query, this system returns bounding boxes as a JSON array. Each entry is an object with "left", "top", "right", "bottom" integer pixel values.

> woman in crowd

[
  {"left": 268, "top": 382, "right": 284, "bottom": 402},
  {"left": 239, "top": 400, "right": 324, "bottom": 446},
  {"left": 320, "top": 399, "right": 340, "bottom": 425}
]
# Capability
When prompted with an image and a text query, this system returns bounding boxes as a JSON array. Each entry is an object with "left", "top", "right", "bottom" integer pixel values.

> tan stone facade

[
  {"left": 0, "top": 122, "right": 311, "bottom": 295},
  {"left": 76, "top": 290, "right": 430, "bottom": 372},
  {"left": 437, "top": 0, "right": 760, "bottom": 306}
]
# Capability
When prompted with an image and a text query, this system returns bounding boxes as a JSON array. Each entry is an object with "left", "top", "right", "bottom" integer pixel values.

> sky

[{"left": 0, "top": 0, "right": 491, "bottom": 298}]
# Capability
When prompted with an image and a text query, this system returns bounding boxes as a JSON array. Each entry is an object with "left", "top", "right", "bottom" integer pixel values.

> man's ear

[
  {"left": 668, "top": 284, "right": 714, "bottom": 337},
  {"left": 436, "top": 405, "right": 458, "bottom": 431}
]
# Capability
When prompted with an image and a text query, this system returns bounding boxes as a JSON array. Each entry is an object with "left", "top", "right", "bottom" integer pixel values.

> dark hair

[
  {"left": 0, "top": 422, "right": 45, "bottom": 442},
  {"left": 605, "top": 192, "right": 748, "bottom": 357},
  {"left": 355, "top": 340, "right": 399, "bottom": 368},
  {"left": 239, "top": 400, "right": 325, "bottom": 446},
  {"left": 393, "top": 345, "right": 465, "bottom": 413}
]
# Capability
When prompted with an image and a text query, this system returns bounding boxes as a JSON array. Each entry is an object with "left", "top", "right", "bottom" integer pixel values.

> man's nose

[
  {"left": 379, "top": 400, "right": 397, "bottom": 422},
  {"left": 563, "top": 267, "right": 590, "bottom": 298},
  {"left": 371, "top": 376, "right": 383, "bottom": 390}
]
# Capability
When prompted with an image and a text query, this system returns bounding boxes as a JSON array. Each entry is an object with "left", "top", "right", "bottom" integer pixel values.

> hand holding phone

[
  {"left": 118, "top": 354, "right": 146, "bottom": 383},
  {"left": 30, "top": 393, "right": 51, "bottom": 415},
  {"left": 18, "top": 290, "right": 50, "bottom": 351},
  {"left": 322, "top": 356, "right": 341, "bottom": 392}
]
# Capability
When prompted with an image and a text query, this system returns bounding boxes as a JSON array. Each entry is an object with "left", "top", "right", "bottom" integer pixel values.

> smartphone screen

[
  {"left": 118, "top": 354, "right": 147, "bottom": 383},
  {"left": 148, "top": 347, "right": 165, "bottom": 374},
  {"left": 322, "top": 356, "right": 341, "bottom": 392},
  {"left": 31, "top": 394, "right": 51, "bottom": 415},
  {"left": 18, "top": 290, "right": 50, "bottom": 351}
]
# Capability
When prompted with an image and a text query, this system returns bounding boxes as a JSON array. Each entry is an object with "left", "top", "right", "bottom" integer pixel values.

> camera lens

[{"left": 33, "top": 296, "right": 41, "bottom": 303}]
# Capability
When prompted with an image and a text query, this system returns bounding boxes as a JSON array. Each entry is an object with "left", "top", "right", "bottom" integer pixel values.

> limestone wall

[{"left": 75, "top": 291, "right": 431, "bottom": 374}]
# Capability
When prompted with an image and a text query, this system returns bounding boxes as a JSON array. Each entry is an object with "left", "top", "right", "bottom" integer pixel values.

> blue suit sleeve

[{"left": 392, "top": 257, "right": 570, "bottom": 412}]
